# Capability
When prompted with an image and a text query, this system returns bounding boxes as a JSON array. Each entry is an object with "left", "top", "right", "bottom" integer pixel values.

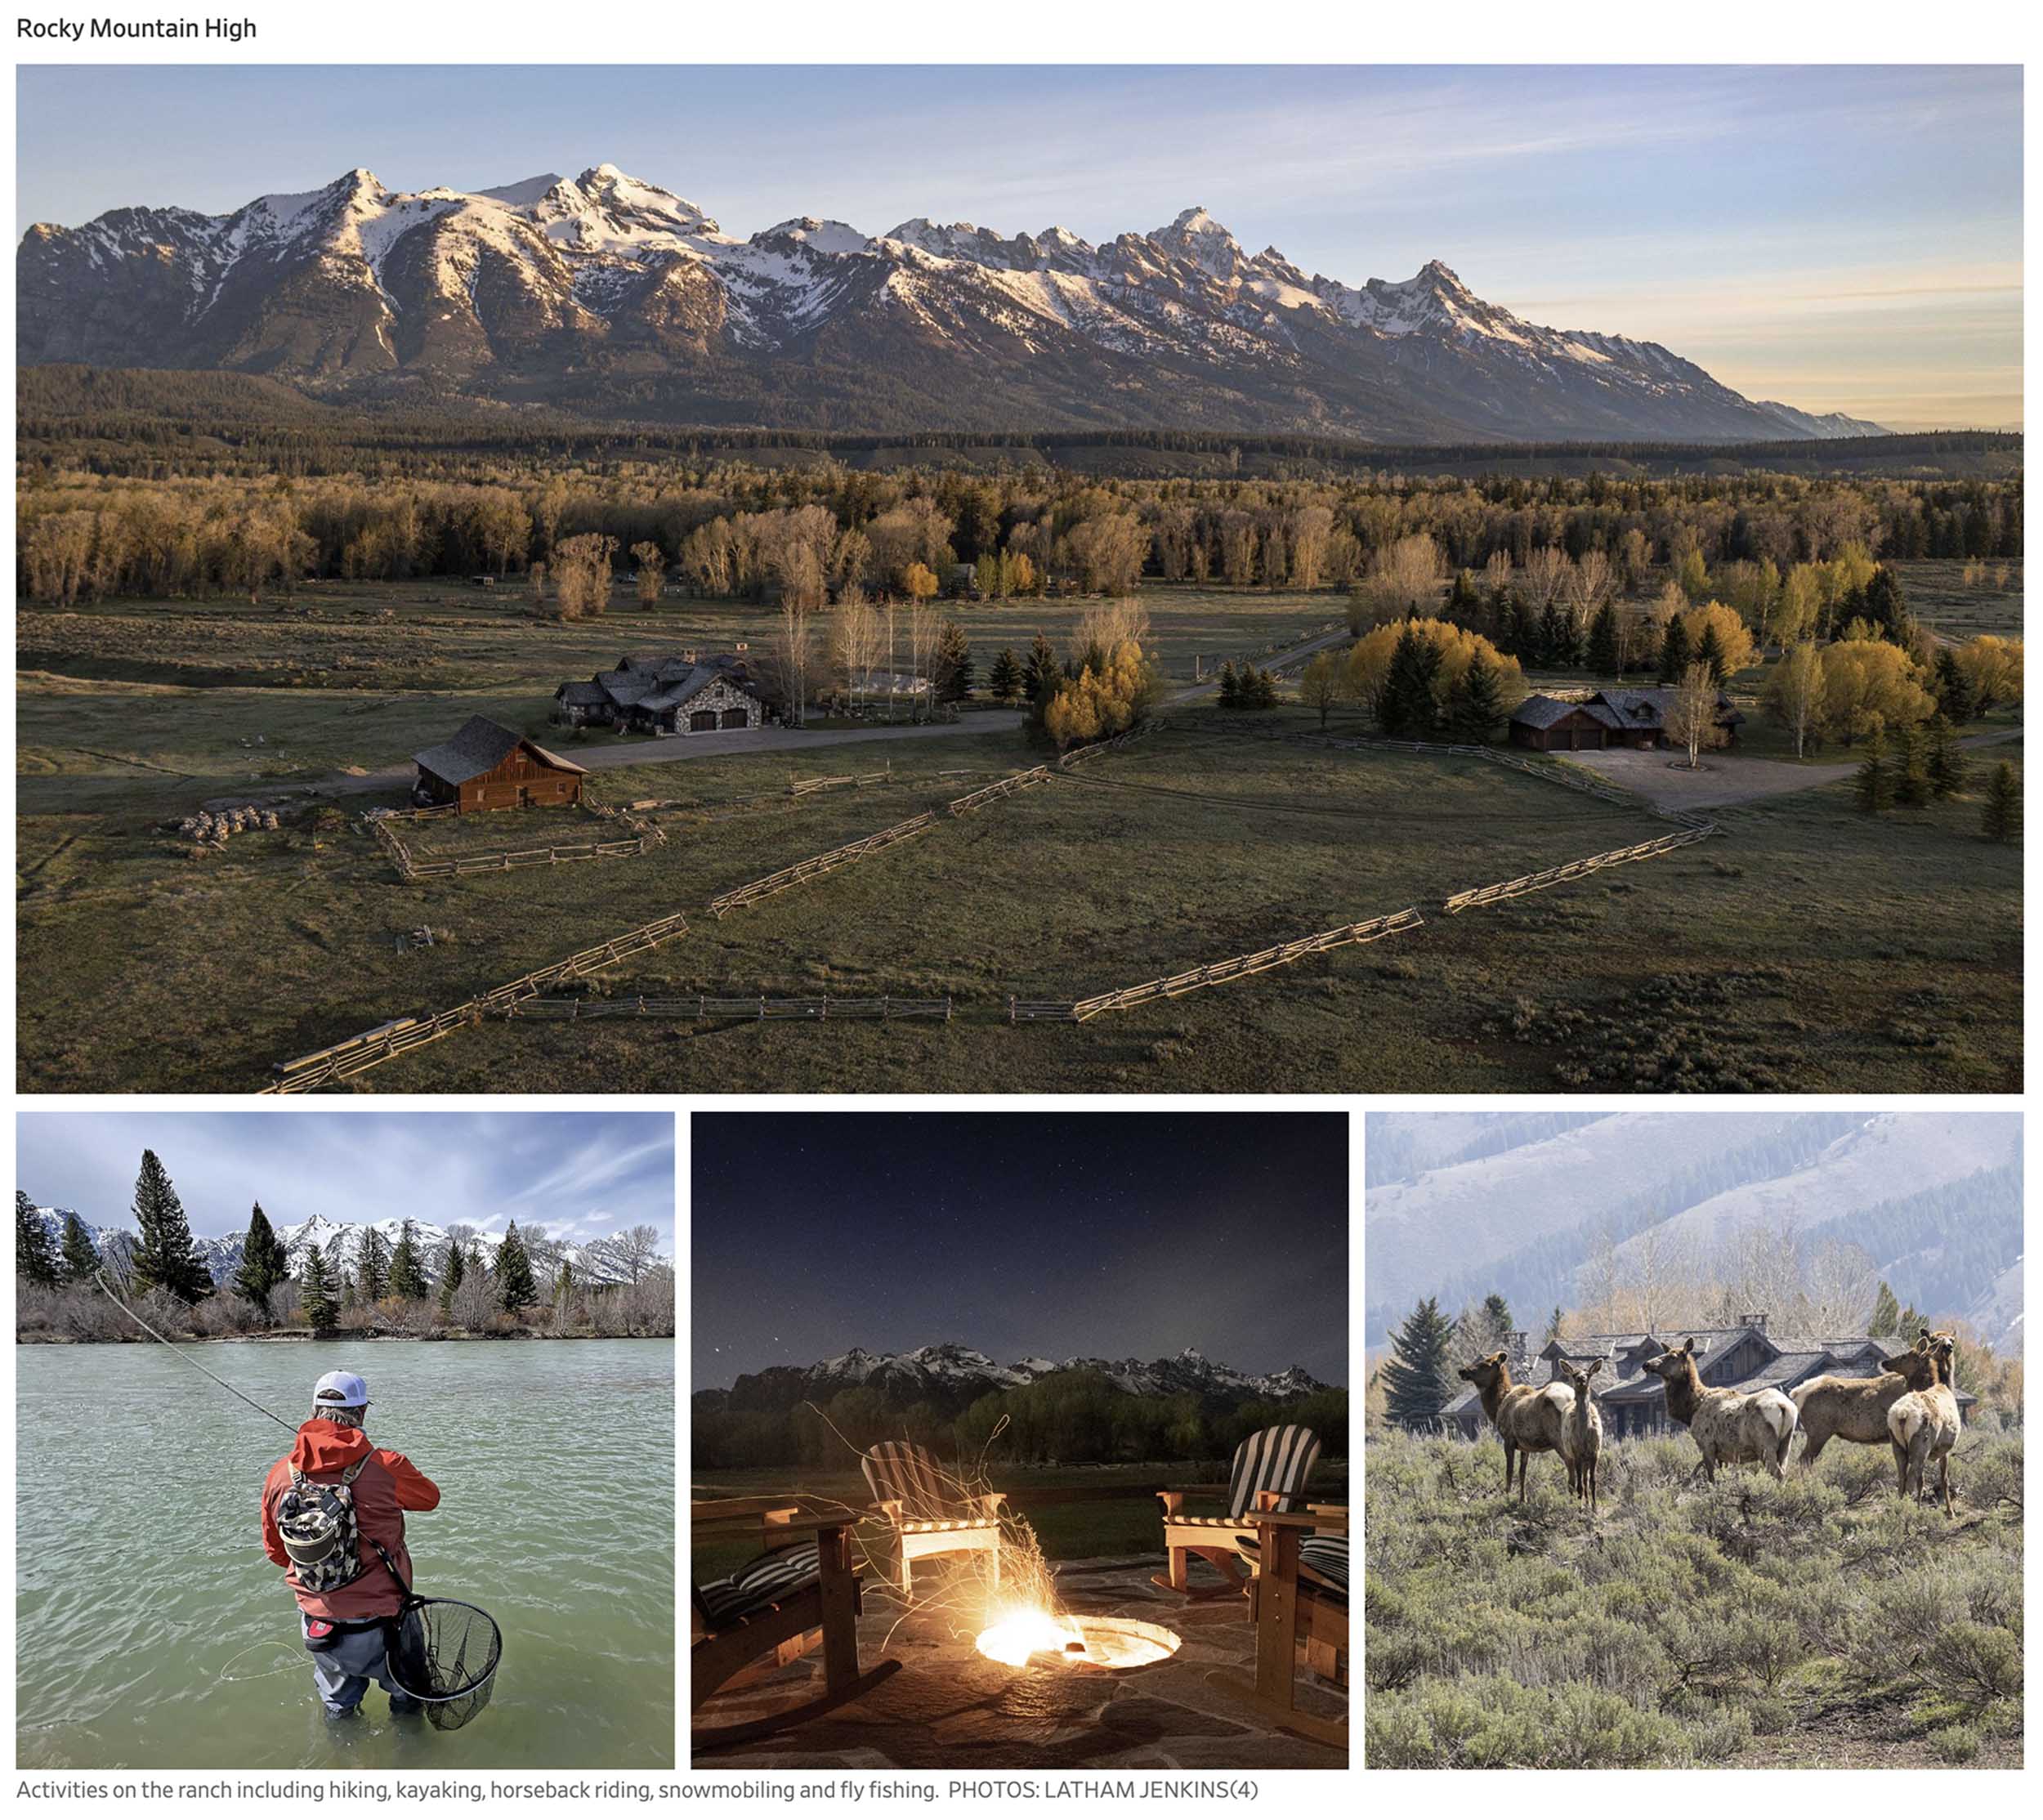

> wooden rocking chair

[
  {"left": 1210, "top": 1507, "right": 1348, "bottom": 1751},
  {"left": 1153, "top": 1423, "right": 1321, "bottom": 1599},
  {"left": 691, "top": 1505, "right": 901, "bottom": 1753},
  {"left": 861, "top": 1440, "right": 1004, "bottom": 1597}
]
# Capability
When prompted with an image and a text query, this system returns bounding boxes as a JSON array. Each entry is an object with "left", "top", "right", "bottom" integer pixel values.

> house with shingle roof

[
  {"left": 1441, "top": 1312, "right": 1973, "bottom": 1441},
  {"left": 1509, "top": 685, "right": 1743, "bottom": 753},
  {"left": 413, "top": 716, "right": 587, "bottom": 813},
  {"left": 553, "top": 650, "right": 767, "bottom": 736}
]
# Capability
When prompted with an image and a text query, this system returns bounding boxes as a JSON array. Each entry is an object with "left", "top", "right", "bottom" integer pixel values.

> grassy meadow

[
  {"left": 1364, "top": 1429, "right": 2023, "bottom": 1769},
  {"left": 16, "top": 695, "right": 2021, "bottom": 1093}
]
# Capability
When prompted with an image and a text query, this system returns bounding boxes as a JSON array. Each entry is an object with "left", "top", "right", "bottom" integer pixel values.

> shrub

[{"left": 1928, "top": 1724, "right": 1980, "bottom": 1764}]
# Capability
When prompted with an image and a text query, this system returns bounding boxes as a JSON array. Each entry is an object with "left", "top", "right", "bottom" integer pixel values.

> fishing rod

[{"left": 94, "top": 1269, "right": 297, "bottom": 1434}]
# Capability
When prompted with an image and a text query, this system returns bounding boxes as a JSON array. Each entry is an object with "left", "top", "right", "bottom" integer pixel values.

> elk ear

[
  {"left": 1585, "top": 1359, "right": 1603, "bottom": 1380},
  {"left": 1682, "top": 1338, "right": 1697, "bottom": 1355}
]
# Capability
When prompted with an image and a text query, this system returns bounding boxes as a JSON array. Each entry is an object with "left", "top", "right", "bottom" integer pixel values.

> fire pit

[{"left": 973, "top": 1612, "right": 1182, "bottom": 1672}]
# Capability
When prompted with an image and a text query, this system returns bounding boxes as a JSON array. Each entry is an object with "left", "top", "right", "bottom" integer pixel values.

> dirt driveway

[{"left": 1562, "top": 729, "right": 2023, "bottom": 812}]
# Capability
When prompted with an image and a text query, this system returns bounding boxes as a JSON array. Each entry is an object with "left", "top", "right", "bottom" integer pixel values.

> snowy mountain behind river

[
  {"left": 24, "top": 1202, "right": 650, "bottom": 1286},
  {"left": 18, "top": 163, "right": 1885, "bottom": 441}
]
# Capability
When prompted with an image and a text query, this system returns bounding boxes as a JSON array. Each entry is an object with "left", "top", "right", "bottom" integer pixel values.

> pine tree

[
  {"left": 340, "top": 1269, "right": 359, "bottom": 1311},
  {"left": 1545, "top": 1305, "right": 1566, "bottom": 1344},
  {"left": 388, "top": 1220, "right": 427, "bottom": 1300},
  {"left": 1376, "top": 624, "right": 1442, "bottom": 738},
  {"left": 1981, "top": 759, "right": 2020, "bottom": 843},
  {"left": 1380, "top": 1295, "right": 1456, "bottom": 1429},
  {"left": 127, "top": 1149, "right": 212, "bottom": 1303},
  {"left": 1022, "top": 632, "right": 1060, "bottom": 712},
  {"left": 438, "top": 1237, "right": 466, "bottom": 1317},
  {"left": 495, "top": 1222, "right": 539, "bottom": 1313},
  {"left": 1446, "top": 651, "right": 1507, "bottom": 743},
  {"left": 1894, "top": 725, "right": 1931, "bottom": 808},
  {"left": 1868, "top": 1281, "right": 1902, "bottom": 1338},
  {"left": 1657, "top": 614, "right": 1692, "bottom": 684},
  {"left": 1585, "top": 601, "right": 1620, "bottom": 676},
  {"left": 933, "top": 619, "right": 975, "bottom": 702},
  {"left": 60, "top": 1211, "right": 101, "bottom": 1285},
  {"left": 16, "top": 1190, "right": 60, "bottom": 1289},
  {"left": 1862, "top": 566, "right": 1915, "bottom": 645},
  {"left": 1934, "top": 647, "right": 1977, "bottom": 722},
  {"left": 1446, "top": 569, "right": 1480, "bottom": 623},
  {"left": 1218, "top": 660, "right": 1241, "bottom": 709},
  {"left": 1855, "top": 731, "right": 1892, "bottom": 815},
  {"left": 1694, "top": 621, "right": 1729, "bottom": 686},
  {"left": 1536, "top": 599, "right": 1572, "bottom": 669},
  {"left": 987, "top": 646, "right": 1022, "bottom": 704},
  {"left": 356, "top": 1227, "right": 391, "bottom": 1303},
  {"left": 232, "top": 1202, "right": 288, "bottom": 1313},
  {"left": 1926, "top": 715, "right": 1965, "bottom": 799},
  {"left": 1482, "top": 1291, "right": 1513, "bottom": 1334},
  {"left": 300, "top": 1249, "right": 337, "bottom": 1333}
]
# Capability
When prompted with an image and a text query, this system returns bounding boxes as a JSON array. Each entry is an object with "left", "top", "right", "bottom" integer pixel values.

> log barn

[
  {"left": 412, "top": 716, "right": 588, "bottom": 813},
  {"left": 1509, "top": 686, "right": 1743, "bottom": 753}
]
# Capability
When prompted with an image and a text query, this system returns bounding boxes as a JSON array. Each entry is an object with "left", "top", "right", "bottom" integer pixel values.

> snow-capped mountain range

[
  {"left": 700, "top": 1342, "right": 1333, "bottom": 1415},
  {"left": 17, "top": 163, "right": 1884, "bottom": 441},
  {"left": 25, "top": 1202, "right": 643, "bottom": 1286}
]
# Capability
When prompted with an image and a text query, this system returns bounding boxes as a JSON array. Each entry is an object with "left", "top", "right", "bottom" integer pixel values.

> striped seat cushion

[
  {"left": 692, "top": 1541, "right": 821, "bottom": 1629},
  {"left": 863, "top": 1441, "right": 968, "bottom": 1524},
  {"left": 1231, "top": 1532, "right": 1349, "bottom": 1599},
  {"left": 899, "top": 1518, "right": 998, "bottom": 1534},
  {"left": 1168, "top": 1514, "right": 1270, "bottom": 1531},
  {"left": 1225, "top": 1424, "right": 1321, "bottom": 1518}
]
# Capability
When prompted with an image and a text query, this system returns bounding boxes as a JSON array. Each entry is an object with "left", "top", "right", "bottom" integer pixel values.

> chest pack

[{"left": 276, "top": 1454, "right": 373, "bottom": 1594}]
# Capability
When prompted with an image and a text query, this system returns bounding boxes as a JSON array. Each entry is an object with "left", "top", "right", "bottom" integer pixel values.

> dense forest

[{"left": 693, "top": 1371, "right": 1348, "bottom": 1471}]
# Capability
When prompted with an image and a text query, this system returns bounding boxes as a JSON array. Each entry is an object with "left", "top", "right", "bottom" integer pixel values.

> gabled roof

[
  {"left": 1588, "top": 686, "right": 1746, "bottom": 728},
  {"left": 414, "top": 716, "right": 587, "bottom": 785},
  {"left": 1509, "top": 693, "right": 1594, "bottom": 730},
  {"left": 557, "top": 680, "right": 610, "bottom": 706}
]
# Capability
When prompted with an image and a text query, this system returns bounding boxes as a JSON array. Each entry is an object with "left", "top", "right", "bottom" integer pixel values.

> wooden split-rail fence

[
  {"left": 1442, "top": 825, "right": 1716, "bottom": 914},
  {"left": 705, "top": 811, "right": 940, "bottom": 917},
  {"left": 369, "top": 789, "right": 662, "bottom": 882},
  {"left": 502, "top": 995, "right": 953, "bottom": 1024},
  {"left": 262, "top": 910, "right": 693, "bottom": 1093},
  {"left": 1009, "top": 905, "right": 1426, "bottom": 1022}
]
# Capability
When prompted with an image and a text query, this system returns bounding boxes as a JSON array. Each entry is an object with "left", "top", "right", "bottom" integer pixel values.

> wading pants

[{"left": 302, "top": 1614, "right": 424, "bottom": 1716}]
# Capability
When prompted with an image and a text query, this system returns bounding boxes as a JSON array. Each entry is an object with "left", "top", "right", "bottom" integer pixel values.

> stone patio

[{"left": 692, "top": 1554, "right": 1347, "bottom": 1769}]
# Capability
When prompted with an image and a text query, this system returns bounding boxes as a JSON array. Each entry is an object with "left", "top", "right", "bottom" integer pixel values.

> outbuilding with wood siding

[{"left": 413, "top": 716, "right": 588, "bottom": 813}]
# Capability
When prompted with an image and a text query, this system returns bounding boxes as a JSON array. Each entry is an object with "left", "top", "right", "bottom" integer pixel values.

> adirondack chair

[
  {"left": 691, "top": 1503, "right": 901, "bottom": 1752},
  {"left": 861, "top": 1440, "right": 1004, "bottom": 1596},
  {"left": 1211, "top": 1506, "right": 1348, "bottom": 1751},
  {"left": 1153, "top": 1424, "right": 1321, "bottom": 1599}
]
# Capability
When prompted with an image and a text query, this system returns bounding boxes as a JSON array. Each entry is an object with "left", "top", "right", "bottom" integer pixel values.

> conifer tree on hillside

[
  {"left": 1934, "top": 647, "right": 1977, "bottom": 722},
  {"left": 495, "top": 1222, "right": 539, "bottom": 1313},
  {"left": 232, "top": 1202, "right": 290, "bottom": 1313},
  {"left": 387, "top": 1221, "right": 427, "bottom": 1301},
  {"left": 127, "top": 1150, "right": 212, "bottom": 1303},
  {"left": 1894, "top": 725, "right": 1931, "bottom": 809},
  {"left": 1868, "top": 1281, "right": 1902, "bottom": 1338},
  {"left": 1693, "top": 621, "right": 1729, "bottom": 686},
  {"left": 933, "top": 619, "right": 975, "bottom": 702},
  {"left": 1022, "top": 632, "right": 1060, "bottom": 713},
  {"left": 1585, "top": 601, "right": 1620, "bottom": 676},
  {"left": 16, "top": 1190, "right": 60, "bottom": 1289},
  {"left": 1380, "top": 1295, "right": 1456, "bottom": 1429},
  {"left": 1375, "top": 624, "right": 1442, "bottom": 738},
  {"left": 300, "top": 1249, "right": 337, "bottom": 1333},
  {"left": 1545, "top": 1304, "right": 1566, "bottom": 1344},
  {"left": 60, "top": 1211, "right": 101, "bottom": 1286}
]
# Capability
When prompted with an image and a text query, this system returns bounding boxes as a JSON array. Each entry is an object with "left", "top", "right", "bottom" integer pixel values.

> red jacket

[{"left": 262, "top": 1420, "right": 440, "bottom": 1620}]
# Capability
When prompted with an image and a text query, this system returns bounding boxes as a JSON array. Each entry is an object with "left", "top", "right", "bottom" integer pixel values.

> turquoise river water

[{"left": 16, "top": 1338, "right": 675, "bottom": 1769}]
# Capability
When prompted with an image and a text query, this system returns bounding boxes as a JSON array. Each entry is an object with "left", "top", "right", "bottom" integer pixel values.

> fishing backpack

[{"left": 276, "top": 1455, "right": 372, "bottom": 1594}]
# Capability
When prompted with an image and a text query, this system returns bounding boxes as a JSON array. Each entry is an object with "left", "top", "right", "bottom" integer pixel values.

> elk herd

[{"left": 1456, "top": 1328, "right": 1962, "bottom": 1516}]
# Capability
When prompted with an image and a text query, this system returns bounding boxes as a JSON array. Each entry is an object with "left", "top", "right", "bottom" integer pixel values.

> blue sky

[
  {"left": 15, "top": 1111, "right": 675, "bottom": 1251},
  {"left": 16, "top": 64, "right": 2022, "bottom": 427}
]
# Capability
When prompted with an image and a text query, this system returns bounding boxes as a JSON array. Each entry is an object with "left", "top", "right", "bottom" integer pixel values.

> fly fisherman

[{"left": 260, "top": 1371, "right": 441, "bottom": 1719}]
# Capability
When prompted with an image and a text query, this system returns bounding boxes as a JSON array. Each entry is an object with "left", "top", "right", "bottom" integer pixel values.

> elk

[
  {"left": 1456, "top": 1349, "right": 1570, "bottom": 1499},
  {"left": 1790, "top": 1328, "right": 1935, "bottom": 1466},
  {"left": 1886, "top": 1330, "right": 1961, "bottom": 1514},
  {"left": 1554, "top": 1357, "right": 1605, "bottom": 1512},
  {"left": 1639, "top": 1337, "right": 1797, "bottom": 1481}
]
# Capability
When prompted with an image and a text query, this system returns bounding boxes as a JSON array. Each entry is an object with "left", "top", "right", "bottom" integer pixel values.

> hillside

[
  {"left": 20, "top": 163, "right": 1886, "bottom": 442},
  {"left": 1365, "top": 1111, "right": 2023, "bottom": 1350}
]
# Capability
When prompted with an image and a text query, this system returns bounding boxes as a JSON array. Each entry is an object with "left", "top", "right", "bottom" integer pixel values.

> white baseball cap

[{"left": 313, "top": 1370, "right": 369, "bottom": 1407}]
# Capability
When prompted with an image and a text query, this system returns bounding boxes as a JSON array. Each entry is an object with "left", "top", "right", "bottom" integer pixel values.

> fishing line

[{"left": 93, "top": 1270, "right": 297, "bottom": 1434}]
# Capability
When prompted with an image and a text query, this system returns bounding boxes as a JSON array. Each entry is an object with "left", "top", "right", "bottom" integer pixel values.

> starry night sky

[{"left": 692, "top": 1113, "right": 1348, "bottom": 1388}]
